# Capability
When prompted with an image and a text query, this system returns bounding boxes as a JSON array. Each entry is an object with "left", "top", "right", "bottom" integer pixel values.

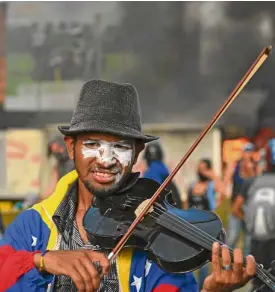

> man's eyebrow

[
  {"left": 84, "top": 138, "right": 101, "bottom": 142},
  {"left": 83, "top": 139, "right": 133, "bottom": 144},
  {"left": 115, "top": 140, "right": 134, "bottom": 144}
]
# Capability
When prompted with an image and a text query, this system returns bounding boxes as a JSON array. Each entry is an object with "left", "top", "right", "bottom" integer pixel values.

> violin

[
  {"left": 83, "top": 46, "right": 275, "bottom": 291},
  {"left": 84, "top": 177, "right": 275, "bottom": 291},
  {"left": 84, "top": 177, "right": 226, "bottom": 273}
]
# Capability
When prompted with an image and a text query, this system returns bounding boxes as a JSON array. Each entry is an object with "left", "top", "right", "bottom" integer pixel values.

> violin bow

[{"left": 108, "top": 45, "right": 272, "bottom": 261}]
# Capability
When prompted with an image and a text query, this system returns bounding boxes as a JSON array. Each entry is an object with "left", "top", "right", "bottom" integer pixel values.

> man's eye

[
  {"left": 114, "top": 144, "right": 131, "bottom": 150},
  {"left": 85, "top": 142, "right": 100, "bottom": 148}
]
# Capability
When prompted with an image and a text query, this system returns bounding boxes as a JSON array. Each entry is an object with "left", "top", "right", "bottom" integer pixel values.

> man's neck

[
  {"left": 76, "top": 179, "right": 94, "bottom": 244},
  {"left": 77, "top": 179, "right": 93, "bottom": 212}
]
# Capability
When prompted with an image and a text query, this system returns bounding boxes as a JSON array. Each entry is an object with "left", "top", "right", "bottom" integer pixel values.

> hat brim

[{"left": 58, "top": 125, "right": 158, "bottom": 143}]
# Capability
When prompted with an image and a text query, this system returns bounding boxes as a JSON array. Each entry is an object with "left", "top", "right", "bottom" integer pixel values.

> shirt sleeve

[
  {"left": 1, "top": 210, "right": 54, "bottom": 291},
  {"left": 143, "top": 168, "right": 162, "bottom": 183}
]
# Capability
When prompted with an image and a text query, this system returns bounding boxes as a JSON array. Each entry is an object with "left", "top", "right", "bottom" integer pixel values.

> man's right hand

[{"left": 34, "top": 250, "right": 110, "bottom": 292}]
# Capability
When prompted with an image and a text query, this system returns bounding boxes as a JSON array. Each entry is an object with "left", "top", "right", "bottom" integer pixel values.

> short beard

[{"left": 83, "top": 168, "right": 132, "bottom": 200}]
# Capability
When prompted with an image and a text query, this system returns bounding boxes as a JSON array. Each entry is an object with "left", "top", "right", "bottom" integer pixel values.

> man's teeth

[{"left": 94, "top": 171, "right": 115, "bottom": 177}]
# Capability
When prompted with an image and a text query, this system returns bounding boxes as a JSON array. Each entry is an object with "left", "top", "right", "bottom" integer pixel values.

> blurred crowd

[
  {"left": 135, "top": 130, "right": 275, "bottom": 290},
  {"left": 138, "top": 133, "right": 275, "bottom": 291}
]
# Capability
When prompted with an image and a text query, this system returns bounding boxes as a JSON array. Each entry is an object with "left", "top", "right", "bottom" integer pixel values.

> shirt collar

[{"left": 53, "top": 180, "right": 78, "bottom": 240}]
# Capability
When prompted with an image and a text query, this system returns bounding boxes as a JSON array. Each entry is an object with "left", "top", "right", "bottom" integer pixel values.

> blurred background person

[
  {"left": 11, "top": 136, "right": 75, "bottom": 209},
  {"left": 48, "top": 135, "right": 75, "bottom": 179},
  {"left": 12, "top": 192, "right": 39, "bottom": 211},
  {"left": 186, "top": 158, "right": 227, "bottom": 289},
  {"left": 187, "top": 158, "right": 226, "bottom": 210},
  {"left": 42, "top": 136, "right": 75, "bottom": 199},
  {"left": 232, "top": 138, "right": 275, "bottom": 292},
  {"left": 143, "top": 142, "right": 183, "bottom": 209},
  {"left": 224, "top": 142, "right": 259, "bottom": 254},
  {"left": 253, "top": 128, "right": 273, "bottom": 175}
]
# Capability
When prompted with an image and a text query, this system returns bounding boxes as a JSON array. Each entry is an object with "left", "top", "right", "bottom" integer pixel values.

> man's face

[{"left": 65, "top": 133, "right": 144, "bottom": 199}]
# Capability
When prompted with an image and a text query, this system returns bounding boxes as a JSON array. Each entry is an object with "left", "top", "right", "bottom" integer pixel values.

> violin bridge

[{"left": 134, "top": 199, "right": 154, "bottom": 219}]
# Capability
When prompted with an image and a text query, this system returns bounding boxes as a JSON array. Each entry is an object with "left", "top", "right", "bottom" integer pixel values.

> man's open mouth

[{"left": 91, "top": 170, "right": 120, "bottom": 183}]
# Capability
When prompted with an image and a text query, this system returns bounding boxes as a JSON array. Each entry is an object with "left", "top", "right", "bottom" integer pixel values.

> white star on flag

[
  {"left": 145, "top": 259, "right": 152, "bottom": 277},
  {"left": 31, "top": 236, "right": 37, "bottom": 247},
  {"left": 131, "top": 275, "right": 142, "bottom": 292}
]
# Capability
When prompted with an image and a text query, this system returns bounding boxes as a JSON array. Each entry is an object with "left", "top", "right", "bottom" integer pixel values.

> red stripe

[
  {"left": 153, "top": 284, "right": 180, "bottom": 292},
  {"left": 0, "top": 245, "right": 16, "bottom": 263},
  {"left": 0, "top": 245, "right": 39, "bottom": 292}
]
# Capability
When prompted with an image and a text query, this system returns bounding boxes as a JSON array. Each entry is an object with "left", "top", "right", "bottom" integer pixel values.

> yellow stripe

[
  {"left": 32, "top": 204, "right": 58, "bottom": 250},
  {"left": 117, "top": 248, "right": 133, "bottom": 292},
  {"left": 32, "top": 170, "right": 78, "bottom": 250},
  {"left": 41, "top": 170, "right": 78, "bottom": 216}
]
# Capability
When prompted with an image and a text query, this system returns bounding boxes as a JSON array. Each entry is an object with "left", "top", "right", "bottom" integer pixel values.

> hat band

[{"left": 70, "top": 119, "right": 142, "bottom": 133}]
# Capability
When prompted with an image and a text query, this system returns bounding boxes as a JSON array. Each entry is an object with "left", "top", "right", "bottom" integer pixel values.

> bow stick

[{"left": 108, "top": 45, "right": 272, "bottom": 261}]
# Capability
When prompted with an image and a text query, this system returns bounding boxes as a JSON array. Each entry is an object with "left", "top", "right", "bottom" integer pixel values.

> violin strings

[
  {"left": 147, "top": 209, "right": 274, "bottom": 288},
  {"left": 124, "top": 197, "right": 275, "bottom": 288},
  {"left": 148, "top": 205, "right": 275, "bottom": 289},
  {"left": 124, "top": 197, "right": 275, "bottom": 289},
  {"left": 153, "top": 205, "right": 275, "bottom": 287}
]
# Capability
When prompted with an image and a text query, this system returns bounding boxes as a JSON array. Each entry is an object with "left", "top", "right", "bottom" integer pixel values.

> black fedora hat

[{"left": 58, "top": 80, "right": 158, "bottom": 143}]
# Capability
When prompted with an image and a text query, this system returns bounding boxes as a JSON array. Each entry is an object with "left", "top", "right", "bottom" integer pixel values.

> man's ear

[
  {"left": 133, "top": 141, "right": 145, "bottom": 164},
  {"left": 64, "top": 136, "right": 76, "bottom": 160}
]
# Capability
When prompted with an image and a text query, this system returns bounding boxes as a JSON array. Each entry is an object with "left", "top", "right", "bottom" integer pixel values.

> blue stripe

[{"left": 129, "top": 249, "right": 198, "bottom": 292}]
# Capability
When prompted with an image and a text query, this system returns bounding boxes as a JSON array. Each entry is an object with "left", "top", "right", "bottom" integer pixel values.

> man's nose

[{"left": 97, "top": 159, "right": 117, "bottom": 168}]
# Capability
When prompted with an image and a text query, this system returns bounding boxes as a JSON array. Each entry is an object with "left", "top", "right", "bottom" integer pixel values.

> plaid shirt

[{"left": 52, "top": 181, "right": 119, "bottom": 292}]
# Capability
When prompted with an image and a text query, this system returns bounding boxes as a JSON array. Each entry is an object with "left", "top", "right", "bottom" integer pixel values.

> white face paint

[{"left": 82, "top": 139, "right": 134, "bottom": 167}]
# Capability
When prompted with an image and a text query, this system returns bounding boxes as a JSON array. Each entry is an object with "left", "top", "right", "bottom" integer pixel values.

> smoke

[{"left": 5, "top": 2, "right": 275, "bottom": 132}]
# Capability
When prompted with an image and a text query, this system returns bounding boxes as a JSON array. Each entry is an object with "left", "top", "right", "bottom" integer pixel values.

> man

[
  {"left": 187, "top": 158, "right": 226, "bottom": 211},
  {"left": 232, "top": 138, "right": 275, "bottom": 291},
  {"left": 224, "top": 142, "right": 258, "bottom": 255},
  {"left": 143, "top": 141, "right": 182, "bottom": 208},
  {"left": 1, "top": 80, "right": 256, "bottom": 292}
]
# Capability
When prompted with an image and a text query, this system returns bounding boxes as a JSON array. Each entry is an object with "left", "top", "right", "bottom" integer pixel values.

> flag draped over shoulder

[{"left": 0, "top": 245, "right": 38, "bottom": 292}]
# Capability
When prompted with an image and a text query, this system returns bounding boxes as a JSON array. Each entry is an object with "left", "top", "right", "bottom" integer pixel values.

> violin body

[{"left": 84, "top": 178, "right": 225, "bottom": 274}]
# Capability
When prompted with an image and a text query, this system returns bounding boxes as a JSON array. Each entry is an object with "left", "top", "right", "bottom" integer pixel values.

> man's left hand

[{"left": 202, "top": 242, "right": 256, "bottom": 292}]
